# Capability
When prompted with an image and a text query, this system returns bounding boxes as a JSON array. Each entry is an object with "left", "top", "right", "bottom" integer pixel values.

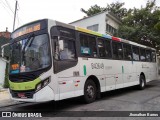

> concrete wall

[
  {"left": 0, "top": 58, "right": 6, "bottom": 89},
  {"left": 106, "top": 15, "right": 120, "bottom": 30},
  {"left": 70, "top": 12, "right": 121, "bottom": 35},
  {"left": 71, "top": 12, "right": 106, "bottom": 34}
]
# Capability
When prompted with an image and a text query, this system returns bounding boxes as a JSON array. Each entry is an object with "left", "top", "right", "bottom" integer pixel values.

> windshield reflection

[{"left": 10, "top": 34, "right": 51, "bottom": 74}]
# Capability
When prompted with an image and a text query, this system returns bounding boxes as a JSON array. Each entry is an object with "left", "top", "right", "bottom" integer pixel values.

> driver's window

[{"left": 59, "top": 38, "right": 76, "bottom": 60}]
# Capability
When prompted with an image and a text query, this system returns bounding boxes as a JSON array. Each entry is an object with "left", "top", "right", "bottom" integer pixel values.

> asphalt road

[{"left": 1, "top": 80, "right": 160, "bottom": 120}]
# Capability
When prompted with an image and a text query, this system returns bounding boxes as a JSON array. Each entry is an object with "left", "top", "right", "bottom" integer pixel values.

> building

[
  {"left": 0, "top": 28, "right": 11, "bottom": 39},
  {"left": 70, "top": 11, "right": 122, "bottom": 35},
  {"left": 0, "top": 28, "right": 10, "bottom": 89}
]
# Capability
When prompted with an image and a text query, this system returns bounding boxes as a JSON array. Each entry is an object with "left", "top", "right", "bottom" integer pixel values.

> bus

[{"left": 7, "top": 19, "right": 157, "bottom": 103}]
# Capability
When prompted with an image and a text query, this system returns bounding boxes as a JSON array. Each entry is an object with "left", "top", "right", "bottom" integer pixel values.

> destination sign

[{"left": 12, "top": 23, "right": 41, "bottom": 39}]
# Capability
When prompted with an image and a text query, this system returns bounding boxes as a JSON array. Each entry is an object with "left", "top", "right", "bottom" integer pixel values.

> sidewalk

[{"left": 0, "top": 89, "right": 22, "bottom": 107}]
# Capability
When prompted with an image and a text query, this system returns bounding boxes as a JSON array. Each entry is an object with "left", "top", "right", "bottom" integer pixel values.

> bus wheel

[
  {"left": 84, "top": 80, "right": 97, "bottom": 103},
  {"left": 138, "top": 75, "right": 146, "bottom": 90}
]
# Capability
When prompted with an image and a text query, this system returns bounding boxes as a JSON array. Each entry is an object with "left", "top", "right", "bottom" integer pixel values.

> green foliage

[
  {"left": 154, "top": 22, "right": 160, "bottom": 30},
  {"left": 3, "top": 63, "right": 9, "bottom": 88},
  {"left": 116, "top": 0, "right": 160, "bottom": 49},
  {"left": 81, "top": 0, "right": 160, "bottom": 50},
  {"left": 104, "top": 2, "right": 129, "bottom": 19},
  {"left": 81, "top": 4, "right": 104, "bottom": 16},
  {"left": 81, "top": 2, "right": 131, "bottom": 19}
]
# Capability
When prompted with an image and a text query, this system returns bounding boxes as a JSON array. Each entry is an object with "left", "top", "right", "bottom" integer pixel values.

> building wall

[
  {"left": 0, "top": 58, "right": 6, "bottom": 89},
  {"left": 71, "top": 12, "right": 106, "bottom": 34},
  {"left": 70, "top": 12, "right": 121, "bottom": 35},
  {"left": 0, "top": 32, "right": 11, "bottom": 39},
  {"left": 106, "top": 15, "right": 120, "bottom": 30}
]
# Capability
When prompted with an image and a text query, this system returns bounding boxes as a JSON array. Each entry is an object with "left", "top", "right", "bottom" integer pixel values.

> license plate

[{"left": 17, "top": 93, "right": 27, "bottom": 98}]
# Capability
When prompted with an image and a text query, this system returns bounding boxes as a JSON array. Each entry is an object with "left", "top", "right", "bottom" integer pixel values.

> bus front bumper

[{"left": 10, "top": 86, "right": 55, "bottom": 102}]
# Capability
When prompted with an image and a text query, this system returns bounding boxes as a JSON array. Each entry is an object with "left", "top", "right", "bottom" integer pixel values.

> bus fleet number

[{"left": 91, "top": 63, "right": 104, "bottom": 69}]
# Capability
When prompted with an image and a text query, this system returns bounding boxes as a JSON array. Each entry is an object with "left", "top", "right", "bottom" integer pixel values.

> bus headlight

[{"left": 36, "top": 77, "right": 50, "bottom": 92}]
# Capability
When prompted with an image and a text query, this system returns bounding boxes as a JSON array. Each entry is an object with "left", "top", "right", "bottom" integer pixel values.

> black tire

[
  {"left": 138, "top": 75, "right": 146, "bottom": 90},
  {"left": 84, "top": 80, "right": 97, "bottom": 103}
]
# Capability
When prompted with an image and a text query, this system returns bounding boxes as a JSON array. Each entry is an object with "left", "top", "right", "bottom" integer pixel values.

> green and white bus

[{"left": 7, "top": 19, "right": 157, "bottom": 103}]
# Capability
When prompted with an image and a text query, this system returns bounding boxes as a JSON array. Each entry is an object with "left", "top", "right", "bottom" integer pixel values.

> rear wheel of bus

[{"left": 138, "top": 74, "right": 146, "bottom": 90}]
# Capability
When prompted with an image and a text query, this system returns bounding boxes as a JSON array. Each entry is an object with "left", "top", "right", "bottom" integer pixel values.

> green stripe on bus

[
  {"left": 9, "top": 78, "right": 41, "bottom": 91},
  {"left": 83, "top": 65, "right": 87, "bottom": 76},
  {"left": 122, "top": 66, "right": 124, "bottom": 73}
]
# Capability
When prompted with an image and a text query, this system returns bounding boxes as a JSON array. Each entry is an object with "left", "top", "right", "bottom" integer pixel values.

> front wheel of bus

[
  {"left": 138, "top": 75, "right": 146, "bottom": 90},
  {"left": 84, "top": 80, "right": 97, "bottom": 103}
]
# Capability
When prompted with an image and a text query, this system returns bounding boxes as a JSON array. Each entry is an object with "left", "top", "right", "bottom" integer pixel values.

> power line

[
  {"left": 4, "top": 0, "right": 14, "bottom": 13},
  {"left": 0, "top": 0, "right": 13, "bottom": 18}
]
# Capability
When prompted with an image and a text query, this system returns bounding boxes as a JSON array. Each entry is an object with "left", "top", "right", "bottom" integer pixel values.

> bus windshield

[{"left": 10, "top": 34, "right": 51, "bottom": 74}]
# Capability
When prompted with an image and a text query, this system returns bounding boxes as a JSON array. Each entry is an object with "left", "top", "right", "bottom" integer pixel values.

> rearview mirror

[
  {"left": 0, "top": 43, "right": 10, "bottom": 63},
  {"left": 59, "top": 40, "right": 64, "bottom": 51}
]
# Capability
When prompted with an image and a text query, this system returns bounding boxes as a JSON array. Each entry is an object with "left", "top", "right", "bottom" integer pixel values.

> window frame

[
  {"left": 132, "top": 45, "right": 140, "bottom": 61},
  {"left": 112, "top": 41, "right": 123, "bottom": 60},
  {"left": 97, "top": 37, "right": 112, "bottom": 59},
  {"left": 122, "top": 43, "right": 133, "bottom": 61},
  {"left": 140, "top": 47, "right": 146, "bottom": 62},
  {"left": 79, "top": 32, "right": 98, "bottom": 58}
]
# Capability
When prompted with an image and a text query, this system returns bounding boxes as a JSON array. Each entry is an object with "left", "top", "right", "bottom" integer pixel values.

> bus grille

[{"left": 10, "top": 90, "right": 35, "bottom": 99}]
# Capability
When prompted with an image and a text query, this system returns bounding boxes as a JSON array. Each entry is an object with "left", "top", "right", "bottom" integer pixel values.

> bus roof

[
  {"left": 12, "top": 19, "right": 156, "bottom": 51},
  {"left": 52, "top": 20, "right": 155, "bottom": 50}
]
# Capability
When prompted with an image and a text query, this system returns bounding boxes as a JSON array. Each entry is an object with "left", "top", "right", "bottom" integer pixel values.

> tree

[
  {"left": 116, "top": 0, "right": 160, "bottom": 49},
  {"left": 81, "top": 4, "right": 104, "bottom": 17},
  {"left": 81, "top": 2, "right": 131, "bottom": 19},
  {"left": 81, "top": 0, "right": 160, "bottom": 51}
]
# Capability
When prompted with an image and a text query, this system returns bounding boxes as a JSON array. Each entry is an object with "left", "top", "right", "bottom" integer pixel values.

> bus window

[
  {"left": 132, "top": 46, "right": 140, "bottom": 61},
  {"left": 146, "top": 50, "right": 151, "bottom": 62},
  {"left": 80, "top": 34, "right": 97, "bottom": 57},
  {"left": 123, "top": 44, "right": 132, "bottom": 60},
  {"left": 112, "top": 41, "right": 123, "bottom": 59},
  {"left": 88, "top": 36, "right": 97, "bottom": 57},
  {"left": 140, "top": 48, "right": 146, "bottom": 61},
  {"left": 59, "top": 37, "right": 76, "bottom": 60},
  {"left": 151, "top": 50, "right": 156, "bottom": 62},
  {"left": 104, "top": 40, "right": 112, "bottom": 58},
  {"left": 97, "top": 38, "right": 106, "bottom": 58}
]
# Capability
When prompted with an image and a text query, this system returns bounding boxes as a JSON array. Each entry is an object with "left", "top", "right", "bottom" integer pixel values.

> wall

[
  {"left": 71, "top": 12, "right": 106, "bottom": 34},
  {"left": 0, "top": 58, "right": 6, "bottom": 89},
  {"left": 106, "top": 15, "right": 120, "bottom": 30}
]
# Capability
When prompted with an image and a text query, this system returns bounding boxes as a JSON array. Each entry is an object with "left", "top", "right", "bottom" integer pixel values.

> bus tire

[
  {"left": 84, "top": 80, "right": 97, "bottom": 103},
  {"left": 138, "top": 75, "right": 146, "bottom": 90}
]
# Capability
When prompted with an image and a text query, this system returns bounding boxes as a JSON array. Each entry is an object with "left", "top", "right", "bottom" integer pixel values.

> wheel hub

[{"left": 87, "top": 85, "right": 95, "bottom": 98}]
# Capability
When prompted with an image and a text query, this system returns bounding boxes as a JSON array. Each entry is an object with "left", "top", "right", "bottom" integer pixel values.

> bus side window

[
  {"left": 97, "top": 38, "right": 106, "bottom": 58},
  {"left": 104, "top": 39, "right": 112, "bottom": 58},
  {"left": 123, "top": 44, "right": 132, "bottom": 60},
  {"left": 146, "top": 49, "right": 151, "bottom": 62},
  {"left": 80, "top": 34, "right": 97, "bottom": 57},
  {"left": 112, "top": 41, "right": 123, "bottom": 59},
  {"left": 132, "top": 46, "right": 140, "bottom": 61},
  {"left": 151, "top": 50, "right": 156, "bottom": 62},
  {"left": 88, "top": 36, "right": 97, "bottom": 57},
  {"left": 140, "top": 48, "right": 146, "bottom": 61},
  {"left": 59, "top": 38, "right": 76, "bottom": 60}
]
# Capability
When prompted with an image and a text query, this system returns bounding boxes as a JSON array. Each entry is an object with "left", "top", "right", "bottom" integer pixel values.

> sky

[{"left": 0, "top": 0, "right": 160, "bottom": 32}]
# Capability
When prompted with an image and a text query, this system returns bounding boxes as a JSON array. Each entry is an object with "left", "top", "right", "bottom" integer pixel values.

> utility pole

[{"left": 13, "top": 0, "right": 18, "bottom": 31}]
